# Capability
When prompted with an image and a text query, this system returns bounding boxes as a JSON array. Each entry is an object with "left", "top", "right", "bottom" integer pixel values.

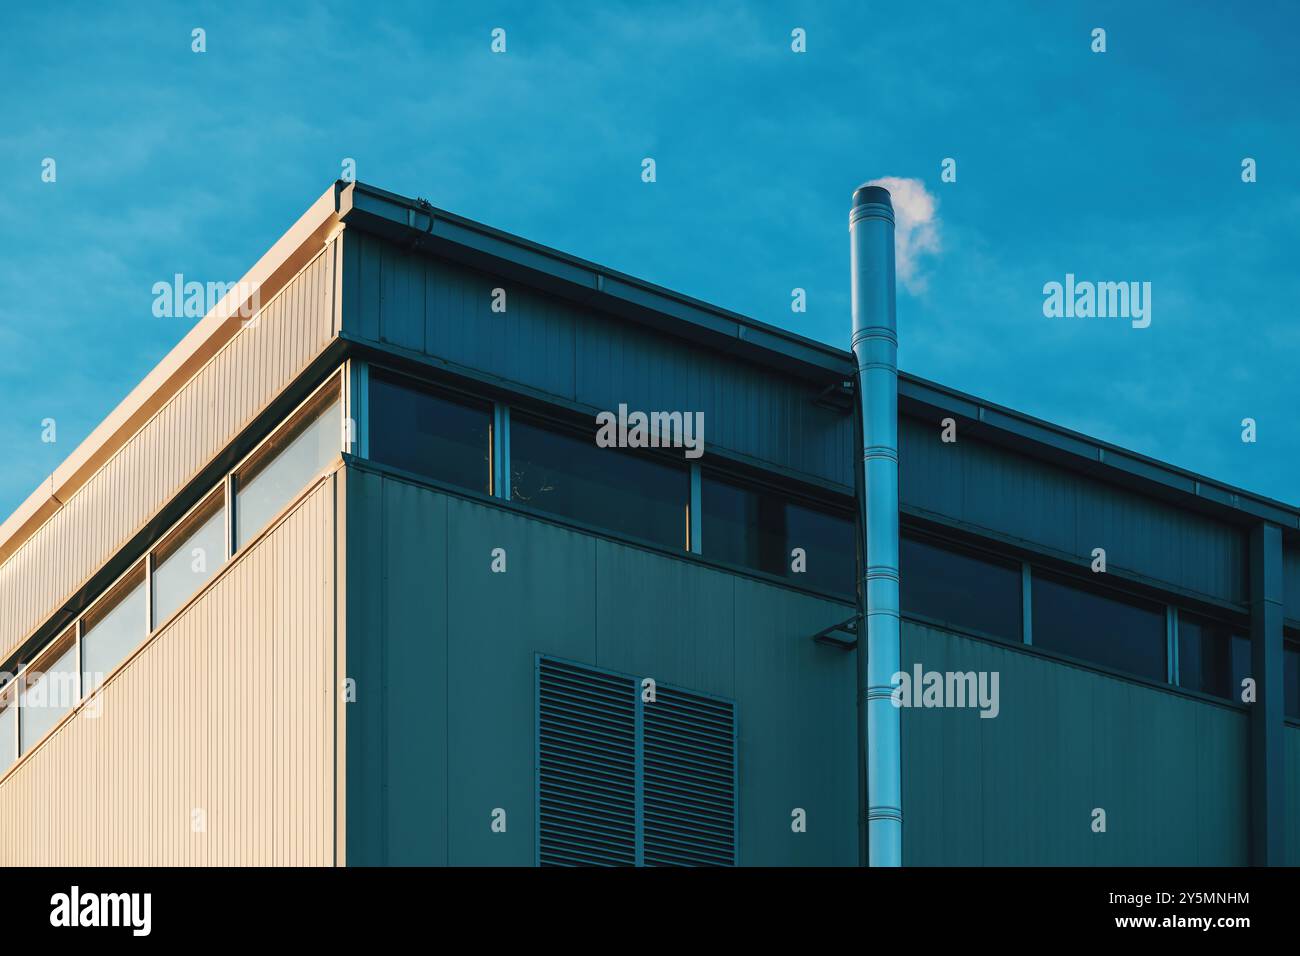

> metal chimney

[{"left": 850, "top": 184, "right": 902, "bottom": 866}]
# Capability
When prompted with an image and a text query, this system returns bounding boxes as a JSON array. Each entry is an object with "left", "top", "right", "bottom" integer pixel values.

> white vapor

[{"left": 864, "top": 176, "right": 940, "bottom": 293}]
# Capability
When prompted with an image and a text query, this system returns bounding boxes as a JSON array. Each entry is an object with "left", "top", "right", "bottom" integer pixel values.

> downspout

[{"left": 850, "top": 184, "right": 902, "bottom": 866}]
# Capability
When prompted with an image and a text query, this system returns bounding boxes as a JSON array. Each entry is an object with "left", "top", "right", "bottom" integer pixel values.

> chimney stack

[{"left": 850, "top": 184, "right": 902, "bottom": 867}]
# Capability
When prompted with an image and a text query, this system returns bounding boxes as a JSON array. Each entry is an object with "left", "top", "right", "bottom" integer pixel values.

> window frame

[
  {"left": 1283, "top": 634, "right": 1300, "bottom": 723},
  {"left": 899, "top": 529, "right": 1025, "bottom": 645},
  {"left": 1029, "top": 568, "right": 1171, "bottom": 685},
  {"left": 16, "top": 624, "right": 79, "bottom": 757},
  {"left": 1173, "top": 608, "right": 1251, "bottom": 703},
  {"left": 903, "top": 522, "right": 1255, "bottom": 703},
  {"left": 79, "top": 559, "right": 148, "bottom": 695},
  {"left": 367, "top": 366, "right": 496, "bottom": 497},
  {"left": 508, "top": 406, "right": 694, "bottom": 553},
  {"left": 231, "top": 371, "right": 343, "bottom": 552},
  {"left": 355, "top": 363, "right": 860, "bottom": 600},
  {"left": 0, "top": 367, "right": 350, "bottom": 783},
  {"left": 149, "top": 486, "right": 227, "bottom": 633},
  {"left": 0, "top": 674, "right": 17, "bottom": 770},
  {"left": 698, "top": 465, "right": 857, "bottom": 597}
]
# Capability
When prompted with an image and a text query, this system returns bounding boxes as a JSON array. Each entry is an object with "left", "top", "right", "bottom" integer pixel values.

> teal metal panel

[
  {"left": 900, "top": 415, "right": 1247, "bottom": 605},
  {"left": 341, "top": 233, "right": 854, "bottom": 489},
  {"left": 343, "top": 462, "right": 858, "bottom": 866},
  {"left": 380, "top": 476, "right": 448, "bottom": 864},
  {"left": 350, "top": 232, "right": 578, "bottom": 401},
  {"left": 379, "top": 243, "right": 426, "bottom": 353},
  {"left": 902, "top": 621, "right": 1249, "bottom": 865},
  {"left": 1287, "top": 726, "right": 1300, "bottom": 865},
  {"left": 1284, "top": 545, "right": 1300, "bottom": 622},
  {"left": 444, "top": 493, "right": 598, "bottom": 866},
  {"left": 344, "top": 469, "right": 449, "bottom": 865},
  {"left": 593, "top": 540, "right": 736, "bottom": 699},
  {"left": 731, "top": 578, "right": 858, "bottom": 866},
  {"left": 354, "top": 230, "right": 382, "bottom": 344},
  {"left": 575, "top": 317, "right": 853, "bottom": 487},
  {"left": 343, "top": 467, "right": 384, "bottom": 864}
]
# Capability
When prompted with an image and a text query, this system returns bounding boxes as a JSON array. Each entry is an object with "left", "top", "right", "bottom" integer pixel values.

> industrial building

[{"left": 0, "top": 180, "right": 1296, "bottom": 866}]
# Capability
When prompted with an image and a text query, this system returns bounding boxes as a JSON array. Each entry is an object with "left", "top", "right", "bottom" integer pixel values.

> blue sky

[{"left": 1, "top": 0, "right": 1297, "bottom": 519}]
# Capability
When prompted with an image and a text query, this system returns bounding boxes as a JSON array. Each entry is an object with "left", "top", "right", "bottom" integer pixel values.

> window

[
  {"left": 81, "top": 564, "right": 146, "bottom": 693},
  {"left": 369, "top": 372, "right": 492, "bottom": 493},
  {"left": 900, "top": 535, "right": 1022, "bottom": 642},
  {"left": 19, "top": 629, "right": 77, "bottom": 753},
  {"left": 701, "top": 476, "right": 855, "bottom": 596},
  {"left": 536, "top": 656, "right": 737, "bottom": 867},
  {"left": 235, "top": 379, "right": 341, "bottom": 549},
  {"left": 151, "top": 490, "right": 226, "bottom": 627},
  {"left": 0, "top": 680, "right": 16, "bottom": 770},
  {"left": 1285, "top": 638, "right": 1299, "bottom": 721},
  {"left": 511, "top": 414, "right": 688, "bottom": 550},
  {"left": 1178, "top": 613, "right": 1250, "bottom": 702},
  {"left": 1031, "top": 574, "right": 1166, "bottom": 681}
]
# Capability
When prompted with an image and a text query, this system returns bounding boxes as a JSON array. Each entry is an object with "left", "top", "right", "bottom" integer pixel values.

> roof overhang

[
  {"left": 0, "top": 182, "right": 346, "bottom": 564},
  {"left": 338, "top": 182, "right": 855, "bottom": 384},
  {"left": 3, "top": 179, "right": 1297, "bottom": 568}
]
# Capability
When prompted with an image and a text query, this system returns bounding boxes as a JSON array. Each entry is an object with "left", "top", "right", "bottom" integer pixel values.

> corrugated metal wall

[
  {"left": 341, "top": 233, "right": 855, "bottom": 488},
  {"left": 0, "top": 475, "right": 338, "bottom": 866},
  {"left": 1284, "top": 545, "right": 1300, "bottom": 622},
  {"left": 344, "top": 463, "right": 858, "bottom": 866},
  {"left": 900, "top": 415, "right": 1249, "bottom": 605},
  {"left": 1288, "top": 726, "right": 1300, "bottom": 865},
  {"left": 0, "top": 240, "right": 340, "bottom": 667},
  {"left": 901, "top": 621, "right": 1250, "bottom": 865}
]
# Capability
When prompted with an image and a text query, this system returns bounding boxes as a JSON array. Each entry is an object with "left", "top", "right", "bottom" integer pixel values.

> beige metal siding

[
  {"left": 0, "top": 474, "right": 338, "bottom": 866},
  {"left": 0, "top": 240, "right": 340, "bottom": 666}
]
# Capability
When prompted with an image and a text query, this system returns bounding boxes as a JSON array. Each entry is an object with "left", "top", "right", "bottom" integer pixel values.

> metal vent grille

[
  {"left": 536, "top": 656, "right": 738, "bottom": 867},
  {"left": 537, "top": 658, "right": 637, "bottom": 866},
  {"left": 642, "top": 685, "right": 737, "bottom": 866}
]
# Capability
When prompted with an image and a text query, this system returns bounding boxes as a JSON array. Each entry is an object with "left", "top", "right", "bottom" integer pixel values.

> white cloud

[{"left": 864, "top": 176, "right": 940, "bottom": 293}]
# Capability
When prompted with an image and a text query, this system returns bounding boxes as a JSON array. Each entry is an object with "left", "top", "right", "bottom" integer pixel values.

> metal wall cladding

[
  {"left": 901, "top": 621, "right": 1249, "bottom": 865},
  {"left": 341, "top": 232, "right": 856, "bottom": 488},
  {"left": 1284, "top": 546, "right": 1300, "bottom": 623},
  {"left": 900, "top": 415, "right": 1250, "bottom": 606},
  {"left": 0, "top": 476, "right": 338, "bottom": 866},
  {"left": 1288, "top": 726, "right": 1300, "bottom": 865},
  {"left": 343, "top": 464, "right": 858, "bottom": 866},
  {"left": 0, "top": 242, "right": 340, "bottom": 667},
  {"left": 536, "top": 658, "right": 638, "bottom": 866}
]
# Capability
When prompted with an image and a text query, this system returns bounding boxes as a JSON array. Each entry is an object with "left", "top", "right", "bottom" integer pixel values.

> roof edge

[
  {"left": 0, "top": 182, "right": 345, "bottom": 565},
  {"left": 3, "top": 178, "right": 1295, "bottom": 571},
  {"left": 898, "top": 373, "right": 1300, "bottom": 531},
  {"left": 338, "top": 181, "right": 855, "bottom": 382}
]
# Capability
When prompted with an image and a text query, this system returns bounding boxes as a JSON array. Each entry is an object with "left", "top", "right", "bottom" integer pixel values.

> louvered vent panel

[
  {"left": 642, "top": 685, "right": 737, "bottom": 866},
  {"left": 537, "top": 658, "right": 637, "bottom": 866}
]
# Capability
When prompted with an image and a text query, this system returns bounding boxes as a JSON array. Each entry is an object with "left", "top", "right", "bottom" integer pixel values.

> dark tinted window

[
  {"left": 1178, "top": 613, "right": 1249, "bottom": 702},
  {"left": 1031, "top": 575, "right": 1165, "bottom": 681},
  {"left": 369, "top": 373, "right": 491, "bottom": 493},
  {"left": 511, "top": 415, "right": 688, "bottom": 550},
  {"left": 900, "top": 536, "right": 1021, "bottom": 642},
  {"left": 1284, "top": 639, "right": 1299, "bottom": 721},
  {"left": 701, "top": 476, "right": 855, "bottom": 596}
]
